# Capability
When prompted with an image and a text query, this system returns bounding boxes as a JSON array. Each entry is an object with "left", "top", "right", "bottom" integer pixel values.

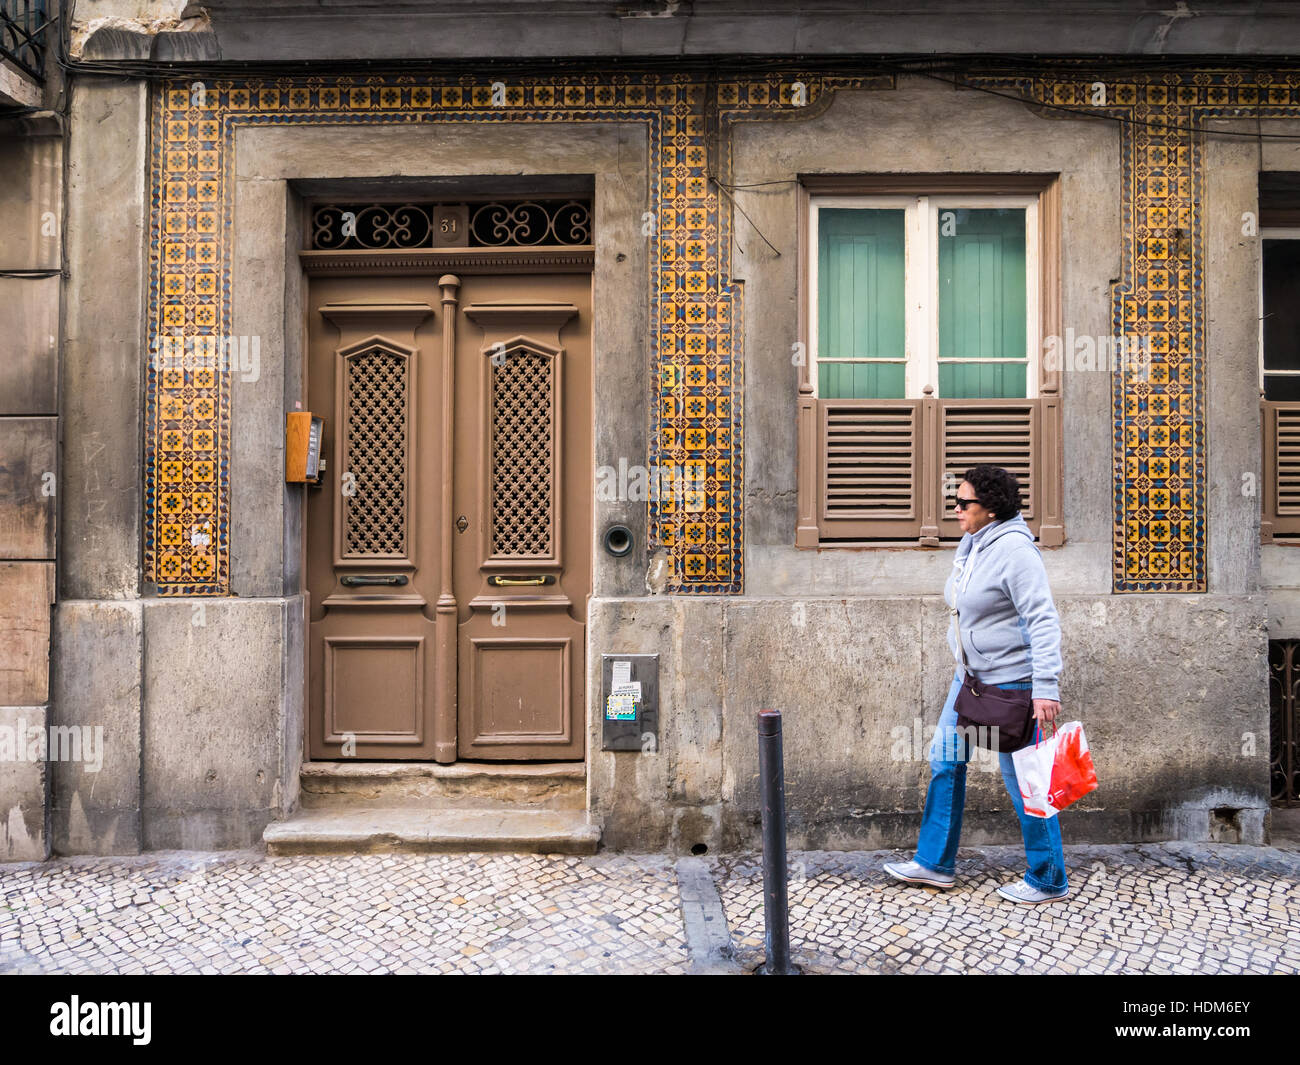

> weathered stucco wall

[
  {"left": 43, "top": 71, "right": 1279, "bottom": 859},
  {"left": 0, "top": 108, "right": 63, "bottom": 860},
  {"left": 589, "top": 595, "right": 1269, "bottom": 853},
  {"left": 736, "top": 78, "right": 1120, "bottom": 596},
  {"left": 589, "top": 78, "right": 1272, "bottom": 853},
  {"left": 1248, "top": 121, "right": 1300, "bottom": 636},
  {"left": 49, "top": 102, "right": 653, "bottom": 854},
  {"left": 70, "top": 0, "right": 1300, "bottom": 63},
  {"left": 50, "top": 79, "right": 149, "bottom": 858}
]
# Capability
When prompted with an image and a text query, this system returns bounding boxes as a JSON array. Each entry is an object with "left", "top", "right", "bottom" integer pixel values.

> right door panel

[{"left": 454, "top": 274, "right": 592, "bottom": 761}]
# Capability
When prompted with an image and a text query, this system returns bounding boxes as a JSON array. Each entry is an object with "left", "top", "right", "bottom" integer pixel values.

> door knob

[{"left": 456, "top": 515, "right": 468, "bottom": 533}]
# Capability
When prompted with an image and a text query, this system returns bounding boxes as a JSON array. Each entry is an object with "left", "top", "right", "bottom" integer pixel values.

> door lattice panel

[
  {"left": 491, "top": 351, "right": 554, "bottom": 558},
  {"left": 344, "top": 347, "right": 408, "bottom": 557}
]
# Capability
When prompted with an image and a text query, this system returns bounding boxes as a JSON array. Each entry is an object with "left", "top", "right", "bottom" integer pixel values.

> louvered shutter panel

[
  {"left": 937, "top": 400, "right": 1039, "bottom": 538},
  {"left": 1275, "top": 406, "right": 1300, "bottom": 517},
  {"left": 816, "top": 399, "right": 921, "bottom": 539},
  {"left": 1265, "top": 402, "right": 1300, "bottom": 539}
]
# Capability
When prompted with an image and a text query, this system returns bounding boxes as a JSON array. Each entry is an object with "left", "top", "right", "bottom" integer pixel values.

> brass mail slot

[
  {"left": 341, "top": 574, "right": 409, "bottom": 587},
  {"left": 487, "top": 574, "right": 556, "bottom": 587}
]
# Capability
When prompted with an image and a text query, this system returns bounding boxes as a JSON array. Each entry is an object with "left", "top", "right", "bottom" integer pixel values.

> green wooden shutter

[
  {"left": 817, "top": 208, "right": 906, "bottom": 398},
  {"left": 937, "top": 208, "right": 1027, "bottom": 398}
]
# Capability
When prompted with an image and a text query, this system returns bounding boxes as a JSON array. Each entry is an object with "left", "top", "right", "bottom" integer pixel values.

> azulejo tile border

[
  {"left": 144, "top": 72, "right": 884, "bottom": 597},
  {"left": 975, "top": 70, "right": 1300, "bottom": 592},
  {"left": 144, "top": 68, "right": 1300, "bottom": 598}
]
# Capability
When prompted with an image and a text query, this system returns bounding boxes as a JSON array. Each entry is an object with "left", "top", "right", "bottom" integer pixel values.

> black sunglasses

[{"left": 954, "top": 496, "right": 981, "bottom": 510}]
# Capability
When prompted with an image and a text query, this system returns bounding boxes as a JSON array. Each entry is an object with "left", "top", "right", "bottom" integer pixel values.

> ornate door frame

[{"left": 301, "top": 243, "right": 595, "bottom": 762}]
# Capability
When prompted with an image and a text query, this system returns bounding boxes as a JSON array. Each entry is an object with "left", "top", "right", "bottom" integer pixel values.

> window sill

[{"left": 798, "top": 538, "right": 1055, "bottom": 550}]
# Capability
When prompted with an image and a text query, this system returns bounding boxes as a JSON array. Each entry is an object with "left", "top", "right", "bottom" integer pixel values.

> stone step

[
  {"left": 263, "top": 806, "right": 602, "bottom": 856},
  {"left": 299, "top": 761, "right": 586, "bottom": 811}
]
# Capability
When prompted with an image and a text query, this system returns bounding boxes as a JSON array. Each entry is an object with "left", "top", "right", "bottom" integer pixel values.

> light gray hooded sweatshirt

[{"left": 944, "top": 511, "right": 1062, "bottom": 701}]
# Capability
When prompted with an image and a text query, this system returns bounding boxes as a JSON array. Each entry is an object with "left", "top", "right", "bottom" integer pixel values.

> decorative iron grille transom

[
  {"left": 312, "top": 200, "right": 591, "bottom": 250},
  {"left": 491, "top": 350, "right": 554, "bottom": 558},
  {"left": 344, "top": 347, "right": 408, "bottom": 557}
]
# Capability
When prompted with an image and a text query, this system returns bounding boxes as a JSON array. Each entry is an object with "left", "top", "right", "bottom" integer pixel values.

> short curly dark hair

[{"left": 963, "top": 464, "right": 1022, "bottom": 521}]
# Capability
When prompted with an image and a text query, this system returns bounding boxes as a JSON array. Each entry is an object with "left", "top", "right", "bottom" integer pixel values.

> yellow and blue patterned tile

[{"left": 142, "top": 67, "right": 1300, "bottom": 598}]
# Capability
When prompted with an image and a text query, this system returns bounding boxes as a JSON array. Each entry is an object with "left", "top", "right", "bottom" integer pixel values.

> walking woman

[{"left": 883, "top": 464, "right": 1070, "bottom": 903}]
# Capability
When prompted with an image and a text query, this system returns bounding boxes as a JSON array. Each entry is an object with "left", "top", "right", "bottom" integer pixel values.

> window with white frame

[
  {"left": 1262, "top": 228, "right": 1300, "bottom": 400},
  {"left": 795, "top": 176, "right": 1065, "bottom": 548},
  {"left": 808, "top": 195, "right": 1040, "bottom": 401},
  {"left": 1260, "top": 222, "right": 1300, "bottom": 540}
]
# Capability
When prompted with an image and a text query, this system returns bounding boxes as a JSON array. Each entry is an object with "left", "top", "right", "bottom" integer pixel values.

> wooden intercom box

[{"left": 285, "top": 411, "right": 324, "bottom": 483}]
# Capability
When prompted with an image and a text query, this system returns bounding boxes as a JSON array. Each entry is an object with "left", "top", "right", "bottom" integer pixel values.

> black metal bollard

[{"left": 757, "top": 708, "right": 798, "bottom": 975}]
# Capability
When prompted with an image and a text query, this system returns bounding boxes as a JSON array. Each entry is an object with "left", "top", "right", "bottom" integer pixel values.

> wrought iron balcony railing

[{"left": 1, "top": 0, "right": 48, "bottom": 82}]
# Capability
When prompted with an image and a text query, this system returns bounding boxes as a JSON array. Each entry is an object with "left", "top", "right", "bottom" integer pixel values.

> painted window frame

[
  {"left": 1259, "top": 226, "right": 1300, "bottom": 542},
  {"left": 795, "top": 173, "right": 1065, "bottom": 548},
  {"left": 808, "top": 193, "right": 1040, "bottom": 400},
  {"left": 1259, "top": 226, "right": 1300, "bottom": 396}
]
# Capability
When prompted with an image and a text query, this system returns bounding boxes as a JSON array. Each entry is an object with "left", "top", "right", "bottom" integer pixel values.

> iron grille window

[
  {"left": 1268, "top": 639, "right": 1300, "bottom": 806},
  {"left": 1, "top": 0, "right": 48, "bottom": 82},
  {"left": 310, "top": 200, "right": 591, "bottom": 250}
]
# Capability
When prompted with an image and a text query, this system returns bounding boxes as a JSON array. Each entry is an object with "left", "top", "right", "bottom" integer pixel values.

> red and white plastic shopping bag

[{"left": 1011, "top": 720, "right": 1098, "bottom": 818}]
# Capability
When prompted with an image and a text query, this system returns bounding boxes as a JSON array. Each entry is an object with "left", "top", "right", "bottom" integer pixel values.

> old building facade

[{"left": 4, "top": 0, "right": 1300, "bottom": 860}]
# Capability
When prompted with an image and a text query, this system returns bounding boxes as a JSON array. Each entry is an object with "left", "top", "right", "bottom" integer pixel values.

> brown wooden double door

[{"left": 305, "top": 269, "right": 591, "bottom": 761}]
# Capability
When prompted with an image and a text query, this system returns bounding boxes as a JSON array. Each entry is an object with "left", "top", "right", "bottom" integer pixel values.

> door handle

[
  {"left": 341, "top": 574, "right": 410, "bottom": 587},
  {"left": 488, "top": 575, "right": 556, "bottom": 587}
]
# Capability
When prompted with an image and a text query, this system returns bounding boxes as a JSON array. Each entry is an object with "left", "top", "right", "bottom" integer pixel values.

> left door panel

[{"left": 307, "top": 276, "right": 440, "bottom": 759}]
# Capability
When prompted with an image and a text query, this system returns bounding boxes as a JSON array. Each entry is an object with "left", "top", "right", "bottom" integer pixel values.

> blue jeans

[{"left": 912, "top": 669, "right": 1068, "bottom": 893}]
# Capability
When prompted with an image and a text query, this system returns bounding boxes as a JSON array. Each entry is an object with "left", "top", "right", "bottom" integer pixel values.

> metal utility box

[
  {"left": 285, "top": 411, "right": 324, "bottom": 483},
  {"left": 601, "top": 654, "right": 659, "bottom": 752}
]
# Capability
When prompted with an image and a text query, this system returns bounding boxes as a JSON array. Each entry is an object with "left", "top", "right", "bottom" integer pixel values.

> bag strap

[{"left": 951, "top": 606, "right": 979, "bottom": 684}]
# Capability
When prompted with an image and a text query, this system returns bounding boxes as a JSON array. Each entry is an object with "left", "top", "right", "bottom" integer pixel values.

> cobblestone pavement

[
  {"left": 0, "top": 851, "right": 688, "bottom": 974},
  {"left": 715, "top": 842, "right": 1300, "bottom": 975},
  {"left": 1, "top": 841, "right": 1296, "bottom": 974}
]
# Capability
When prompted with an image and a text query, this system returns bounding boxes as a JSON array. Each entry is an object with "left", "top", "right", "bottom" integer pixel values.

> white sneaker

[
  {"left": 882, "top": 860, "right": 956, "bottom": 889},
  {"left": 995, "top": 877, "right": 1070, "bottom": 904}
]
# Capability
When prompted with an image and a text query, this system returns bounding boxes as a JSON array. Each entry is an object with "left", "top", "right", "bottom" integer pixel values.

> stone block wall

[{"left": 0, "top": 102, "right": 62, "bottom": 860}]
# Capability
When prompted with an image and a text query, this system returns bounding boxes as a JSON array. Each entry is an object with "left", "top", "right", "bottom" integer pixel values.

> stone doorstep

[
  {"left": 263, "top": 806, "right": 601, "bottom": 856},
  {"left": 299, "top": 761, "right": 587, "bottom": 811}
]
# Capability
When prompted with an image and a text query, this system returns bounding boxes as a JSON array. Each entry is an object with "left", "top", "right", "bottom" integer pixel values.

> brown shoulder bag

[{"left": 950, "top": 606, "right": 1037, "bottom": 754}]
